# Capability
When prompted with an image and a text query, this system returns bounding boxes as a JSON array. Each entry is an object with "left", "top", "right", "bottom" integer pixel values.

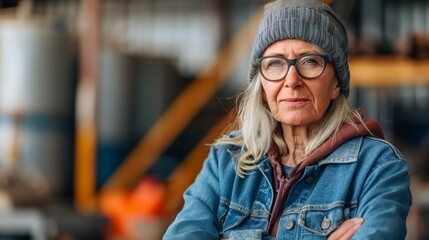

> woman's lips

[{"left": 280, "top": 98, "right": 310, "bottom": 105}]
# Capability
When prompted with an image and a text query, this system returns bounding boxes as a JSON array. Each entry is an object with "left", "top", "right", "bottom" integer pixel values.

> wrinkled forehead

[{"left": 262, "top": 39, "right": 328, "bottom": 57}]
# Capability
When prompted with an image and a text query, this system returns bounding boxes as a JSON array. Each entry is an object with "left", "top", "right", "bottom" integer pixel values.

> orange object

[
  {"left": 99, "top": 176, "right": 165, "bottom": 238},
  {"left": 128, "top": 176, "right": 165, "bottom": 216}
]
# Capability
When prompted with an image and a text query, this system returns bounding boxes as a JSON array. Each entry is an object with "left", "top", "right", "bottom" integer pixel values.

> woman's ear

[{"left": 331, "top": 79, "right": 341, "bottom": 100}]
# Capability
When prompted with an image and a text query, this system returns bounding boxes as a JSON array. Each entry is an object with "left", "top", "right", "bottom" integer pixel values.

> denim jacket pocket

[{"left": 297, "top": 202, "right": 356, "bottom": 237}]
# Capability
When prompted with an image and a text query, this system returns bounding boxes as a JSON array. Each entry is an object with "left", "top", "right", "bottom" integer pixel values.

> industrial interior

[{"left": 0, "top": 0, "right": 428, "bottom": 239}]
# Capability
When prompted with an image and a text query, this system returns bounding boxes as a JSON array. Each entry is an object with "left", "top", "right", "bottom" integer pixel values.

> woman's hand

[{"left": 328, "top": 218, "right": 364, "bottom": 240}]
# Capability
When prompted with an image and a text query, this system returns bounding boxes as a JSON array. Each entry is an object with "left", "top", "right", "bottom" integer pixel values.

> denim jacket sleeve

[
  {"left": 352, "top": 140, "right": 412, "bottom": 239},
  {"left": 163, "top": 145, "right": 224, "bottom": 240}
]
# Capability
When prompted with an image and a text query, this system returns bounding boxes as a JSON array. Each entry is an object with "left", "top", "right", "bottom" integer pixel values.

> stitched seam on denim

[
  {"left": 220, "top": 197, "right": 270, "bottom": 218},
  {"left": 281, "top": 201, "right": 358, "bottom": 216},
  {"left": 300, "top": 201, "right": 358, "bottom": 211},
  {"left": 250, "top": 211, "right": 270, "bottom": 218},
  {"left": 220, "top": 197, "right": 251, "bottom": 215},
  {"left": 219, "top": 197, "right": 249, "bottom": 233},
  {"left": 360, "top": 137, "right": 408, "bottom": 178},
  {"left": 258, "top": 160, "right": 275, "bottom": 212},
  {"left": 366, "top": 136, "right": 406, "bottom": 161},
  {"left": 283, "top": 207, "right": 301, "bottom": 215}
]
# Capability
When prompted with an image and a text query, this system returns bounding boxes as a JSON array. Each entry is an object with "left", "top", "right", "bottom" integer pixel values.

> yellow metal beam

[
  {"left": 350, "top": 56, "right": 429, "bottom": 87},
  {"left": 75, "top": 0, "right": 101, "bottom": 212},
  {"left": 102, "top": 8, "right": 263, "bottom": 191}
]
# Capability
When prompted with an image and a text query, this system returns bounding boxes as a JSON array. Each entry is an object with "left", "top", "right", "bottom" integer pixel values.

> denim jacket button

[
  {"left": 305, "top": 175, "right": 315, "bottom": 184},
  {"left": 321, "top": 216, "right": 331, "bottom": 230},
  {"left": 285, "top": 219, "right": 294, "bottom": 230}
]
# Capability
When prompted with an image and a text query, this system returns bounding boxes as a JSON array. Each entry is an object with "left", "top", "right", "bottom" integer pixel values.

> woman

[{"left": 164, "top": 0, "right": 411, "bottom": 239}]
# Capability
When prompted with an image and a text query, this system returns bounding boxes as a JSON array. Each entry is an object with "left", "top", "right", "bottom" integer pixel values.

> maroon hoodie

[{"left": 266, "top": 120, "right": 384, "bottom": 237}]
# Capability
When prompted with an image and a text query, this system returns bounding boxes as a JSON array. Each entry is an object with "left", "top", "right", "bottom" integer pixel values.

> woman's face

[{"left": 260, "top": 39, "right": 340, "bottom": 128}]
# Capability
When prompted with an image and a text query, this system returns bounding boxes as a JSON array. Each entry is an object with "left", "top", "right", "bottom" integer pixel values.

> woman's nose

[{"left": 283, "top": 65, "right": 304, "bottom": 88}]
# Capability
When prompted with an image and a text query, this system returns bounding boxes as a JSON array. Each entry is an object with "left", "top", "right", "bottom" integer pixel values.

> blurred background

[{"left": 0, "top": 0, "right": 428, "bottom": 239}]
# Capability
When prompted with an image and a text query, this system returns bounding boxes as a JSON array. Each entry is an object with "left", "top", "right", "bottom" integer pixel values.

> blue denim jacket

[{"left": 163, "top": 136, "right": 411, "bottom": 239}]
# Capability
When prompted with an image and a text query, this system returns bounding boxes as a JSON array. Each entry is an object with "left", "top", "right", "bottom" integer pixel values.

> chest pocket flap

[{"left": 298, "top": 203, "right": 354, "bottom": 236}]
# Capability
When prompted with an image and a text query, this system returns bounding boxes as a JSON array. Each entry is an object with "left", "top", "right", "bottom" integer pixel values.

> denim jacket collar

[
  {"left": 318, "top": 136, "right": 362, "bottom": 165},
  {"left": 257, "top": 135, "right": 363, "bottom": 178}
]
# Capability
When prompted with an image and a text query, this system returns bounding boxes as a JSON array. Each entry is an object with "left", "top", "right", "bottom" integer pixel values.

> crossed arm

[{"left": 220, "top": 217, "right": 364, "bottom": 240}]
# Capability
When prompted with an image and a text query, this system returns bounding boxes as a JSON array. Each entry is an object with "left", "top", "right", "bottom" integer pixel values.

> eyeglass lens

[{"left": 260, "top": 54, "right": 327, "bottom": 81}]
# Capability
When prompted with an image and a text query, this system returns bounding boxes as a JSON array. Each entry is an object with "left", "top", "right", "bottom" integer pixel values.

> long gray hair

[{"left": 215, "top": 75, "right": 364, "bottom": 177}]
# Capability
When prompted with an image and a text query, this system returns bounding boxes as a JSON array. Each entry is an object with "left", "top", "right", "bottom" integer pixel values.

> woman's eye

[
  {"left": 267, "top": 59, "right": 284, "bottom": 68},
  {"left": 300, "top": 56, "right": 323, "bottom": 66}
]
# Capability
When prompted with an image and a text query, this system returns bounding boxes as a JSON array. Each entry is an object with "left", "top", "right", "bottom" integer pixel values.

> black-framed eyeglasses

[{"left": 256, "top": 53, "right": 332, "bottom": 81}]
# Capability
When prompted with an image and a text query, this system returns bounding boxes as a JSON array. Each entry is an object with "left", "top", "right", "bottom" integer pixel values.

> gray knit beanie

[{"left": 249, "top": 0, "right": 350, "bottom": 97}]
